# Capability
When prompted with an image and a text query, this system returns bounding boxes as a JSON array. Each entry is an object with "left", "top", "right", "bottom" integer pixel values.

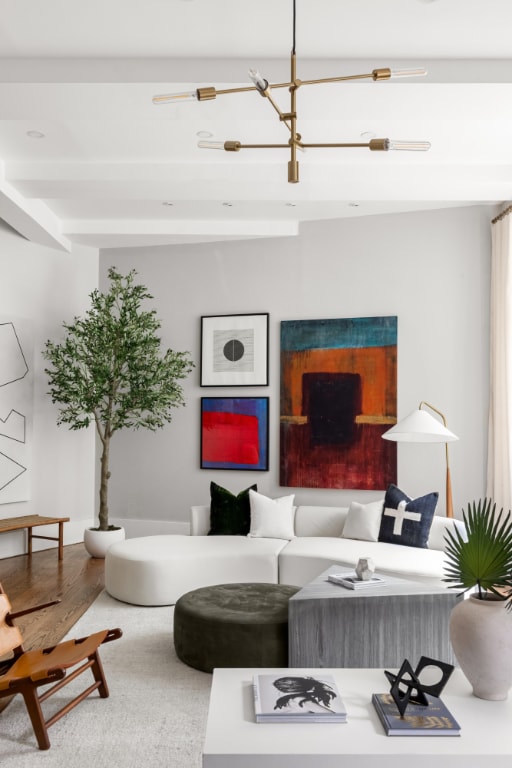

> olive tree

[{"left": 43, "top": 267, "right": 194, "bottom": 530}]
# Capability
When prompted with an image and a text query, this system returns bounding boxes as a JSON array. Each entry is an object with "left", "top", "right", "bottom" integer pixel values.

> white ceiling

[{"left": 1, "top": 0, "right": 511, "bottom": 252}]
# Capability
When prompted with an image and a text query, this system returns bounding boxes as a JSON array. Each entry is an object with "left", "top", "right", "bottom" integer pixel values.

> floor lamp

[{"left": 382, "top": 401, "right": 459, "bottom": 518}]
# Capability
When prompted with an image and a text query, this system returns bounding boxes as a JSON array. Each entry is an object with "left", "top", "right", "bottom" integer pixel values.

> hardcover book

[
  {"left": 372, "top": 692, "right": 461, "bottom": 736},
  {"left": 327, "top": 571, "right": 386, "bottom": 589},
  {"left": 253, "top": 673, "right": 347, "bottom": 723}
]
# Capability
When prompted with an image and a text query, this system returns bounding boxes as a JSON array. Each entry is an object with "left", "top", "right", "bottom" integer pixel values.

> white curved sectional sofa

[{"left": 104, "top": 504, "right": 459, "bottom": 606}]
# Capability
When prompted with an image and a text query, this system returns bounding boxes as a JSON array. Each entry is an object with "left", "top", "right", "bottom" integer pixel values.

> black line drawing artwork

[
  {"left": 0, "top": 317, "right": 31, "bottom": 504},
  {"left": 0, "top": 409, "right": 26, "bottom": 444},
  {"left": 0, "top": 322, "right": 29, "bottom": 387},
  {"left": 0, "top": 451, "right": 27, "bottom": 492}
]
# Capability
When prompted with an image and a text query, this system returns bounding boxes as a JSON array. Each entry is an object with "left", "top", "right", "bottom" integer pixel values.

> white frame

[{"left": 200, "top": 313, "right": 269, "bottom": 387}]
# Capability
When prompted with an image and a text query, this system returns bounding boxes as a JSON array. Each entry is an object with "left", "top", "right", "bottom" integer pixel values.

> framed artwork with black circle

[{"left": 200, "top": 313, "right": 269, "bottom": 386}]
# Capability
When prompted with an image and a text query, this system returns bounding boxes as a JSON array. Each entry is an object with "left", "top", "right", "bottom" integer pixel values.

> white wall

[
  {"left": 0, "top": 220, "right": 99, "bottom": 557},
  {"left": 100, "top": 205, "right": 492, "bottom": 530}
]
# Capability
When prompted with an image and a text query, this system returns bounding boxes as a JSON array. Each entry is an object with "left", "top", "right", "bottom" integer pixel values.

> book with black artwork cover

[
  {"left": 327, "top": 571, "right": 386, "bottom": 589},
  {"left": 372, "top": 693, "right": 461, "bottom": 736},
  {"left": 253, "top": 673, "right": 347, "bottom": 723}
]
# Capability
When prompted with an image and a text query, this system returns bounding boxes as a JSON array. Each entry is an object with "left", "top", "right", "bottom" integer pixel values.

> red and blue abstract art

[{"left": 201, "top": 397, "right": 269, "bottom": 471}]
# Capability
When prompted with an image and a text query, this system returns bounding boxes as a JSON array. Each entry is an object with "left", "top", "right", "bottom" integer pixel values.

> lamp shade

[{"left": 382, "top": 409, "right": 459, "bottom": 443}]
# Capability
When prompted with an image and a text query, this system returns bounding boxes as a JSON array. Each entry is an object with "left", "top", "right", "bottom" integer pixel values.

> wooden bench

[{"left": 0, "top": 515, "right": 70, "bottom": 560}]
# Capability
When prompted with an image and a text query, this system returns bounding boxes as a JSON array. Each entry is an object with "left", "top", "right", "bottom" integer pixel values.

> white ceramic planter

[
  {"left": 449, "top": 593, "right": 512, "bottom": 700},
  {"left": 83, "top": 526, "right": 125, "bottom": 559}
]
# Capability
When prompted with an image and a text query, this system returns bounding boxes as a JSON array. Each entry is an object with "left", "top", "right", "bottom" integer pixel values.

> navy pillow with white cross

[{"left": 378, "top": 484, "right": 438, "bottom": 549}]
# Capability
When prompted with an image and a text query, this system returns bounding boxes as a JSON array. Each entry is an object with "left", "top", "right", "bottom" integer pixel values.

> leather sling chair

[{"left": 0, "top": 582, "right": 122, "bottom": 749}]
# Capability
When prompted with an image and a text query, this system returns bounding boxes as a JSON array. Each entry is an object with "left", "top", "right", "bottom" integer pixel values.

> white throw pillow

[
  {"left": 248, "top": 490, "right": 296, "bottom": 540},
  {"left": 341, "top": 499, "right": 384, "bottom": 542}
]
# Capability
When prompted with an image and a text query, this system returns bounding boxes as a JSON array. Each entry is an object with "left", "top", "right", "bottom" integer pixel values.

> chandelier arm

[
  {"left": 289, "top": 52, "right": 299, "bottom": 182},
  {"left": 224, "top": 143, "right": 290, "bottom": 149},
  {"left": 298, "top": 72, "right": 384, "bottom": 87},
  {"left": 214, "top": 81, "right": 293, "bottom": 98},
  {"left": 301, "top": 142, "right": 373, "bottom": 149},
  {"left": 260, "top": 89, "right": 293, "bottom": 133},
  {"left": 223, "top": 143, "right": 377, "bottom": 151}
]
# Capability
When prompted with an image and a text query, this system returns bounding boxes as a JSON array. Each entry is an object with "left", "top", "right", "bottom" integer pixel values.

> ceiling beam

[{"left": 0, "top": 161, "right": 71, "bottom": 252}]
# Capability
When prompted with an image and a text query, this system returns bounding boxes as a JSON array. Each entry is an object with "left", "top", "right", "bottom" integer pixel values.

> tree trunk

[{"left": 98, "top": 435, "right": 111, "bottom": 530}]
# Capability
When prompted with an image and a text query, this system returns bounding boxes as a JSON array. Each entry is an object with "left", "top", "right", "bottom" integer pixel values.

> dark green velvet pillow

[{"left": 208, "top": 482, "right": 257, "bottom": 536}]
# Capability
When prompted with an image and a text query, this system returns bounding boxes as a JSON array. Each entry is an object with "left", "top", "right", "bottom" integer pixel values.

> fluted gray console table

[{"left": 288, "top": 565, "right": 459, "bottom": 668}]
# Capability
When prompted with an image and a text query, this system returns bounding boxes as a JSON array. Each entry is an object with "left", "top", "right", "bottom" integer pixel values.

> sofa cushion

[
  {"left": 379, "top": 485, "right": 438, "bottom": 549},
  {"left": 278, "top": 536, "right": 447, "bottom": 589},
  {"left": 105, "top": 534, "right": 288, "bottom": 606},
  {"left": 208, "top": 482, "right": 257, "bottom": 536},
  {"left": 342, "top": 499, "right": 384, "bottom": 542},
  {"left": 294, "top": 506, "right": 348, "bottom": 537},
  {"left": 248, "top": 490, "right": 295, "bottom": 540},
  {"left": 427, "top": 515, "right": 467, "bottom": 551}
]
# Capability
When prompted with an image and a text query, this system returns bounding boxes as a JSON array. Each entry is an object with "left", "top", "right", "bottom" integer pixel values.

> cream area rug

[{"left": 0, "top": 591, "right": 212, "bottom": 767}]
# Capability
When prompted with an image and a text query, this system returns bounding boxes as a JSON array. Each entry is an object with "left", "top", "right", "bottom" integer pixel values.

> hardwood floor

[{"left": 0, "top": 543, "right": 104, "bottom": 714}]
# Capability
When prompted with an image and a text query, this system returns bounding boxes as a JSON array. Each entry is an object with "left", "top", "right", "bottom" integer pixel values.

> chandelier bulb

[
  {"left": 390, "top": 67, "right": 428, "bottom": 79},
  {"left": 152, "top": 90, "right": 198, "bottom": 105},
  {"left": 198, "top": 141, "right": 241, "bottom": 153},
  {"left": 197, "top": 141, "right": 225, "bottom": 150},
  {"left": 248, "top": 68, "right": 269, "bottom": 91},
  {"left": 387, "top": 139, "right": 431, "bottom": 151}
]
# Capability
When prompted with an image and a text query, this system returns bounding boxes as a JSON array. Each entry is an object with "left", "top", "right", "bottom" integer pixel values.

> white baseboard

[
  {"left": 0, "top": 517, "right": 190, "bottom": 559},
  {"left": 111, "top": 518, "right": 190, "bottom": 537}
]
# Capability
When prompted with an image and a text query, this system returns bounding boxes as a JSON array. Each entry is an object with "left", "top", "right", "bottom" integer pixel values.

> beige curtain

[{"left": 488, "top": 205, "right": 512, "bottom": 512}]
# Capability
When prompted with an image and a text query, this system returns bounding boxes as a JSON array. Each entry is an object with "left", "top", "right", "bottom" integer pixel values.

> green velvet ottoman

[{"left": 173, "top": 582, "right": 300, "bottom": 673}]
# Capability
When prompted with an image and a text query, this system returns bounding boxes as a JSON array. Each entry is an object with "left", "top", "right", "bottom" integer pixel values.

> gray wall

[
  {"left": 101, "top": 205, "right": 492, "bottom": 531},
  {"left": 0, "top": 220, "right": 99, "bottom": 557}
]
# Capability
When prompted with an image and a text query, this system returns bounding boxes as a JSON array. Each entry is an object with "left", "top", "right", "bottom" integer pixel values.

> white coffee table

[
  {"left": 288, "top": 565, "right": 459, "bottom": 667},
  {"left": 202, "top": 667, "right": 512, "bottom": 767}
]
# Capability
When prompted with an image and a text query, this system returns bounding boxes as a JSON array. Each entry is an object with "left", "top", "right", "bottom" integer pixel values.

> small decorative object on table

[
  {"left": 327, "top": 571, "right": 386, "bottom": 590},
  {"left": 253, "top": 673, "right": 347, "bottom": 723},
  {"left": 372, "top": 656, "right": 460, "bottom": 736},
  {"left": 355, "top": 557, "right": 375, "bottom": 580}
]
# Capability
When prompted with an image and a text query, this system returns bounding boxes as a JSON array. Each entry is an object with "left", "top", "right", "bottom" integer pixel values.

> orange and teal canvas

[{"left": 280, "top": 316, "right": 397, "bottom": 490}]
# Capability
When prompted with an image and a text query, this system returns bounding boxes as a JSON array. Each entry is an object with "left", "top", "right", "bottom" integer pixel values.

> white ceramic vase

[
  {"left": 83, "top": 526, "right": 125, "bottom": 558},
  {"left": 449, "top": 593, "right": 512, "bottom": 700}
]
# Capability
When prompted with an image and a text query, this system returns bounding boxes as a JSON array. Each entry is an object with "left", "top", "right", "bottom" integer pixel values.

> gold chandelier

[{"left": 153, "top": 0, "right": 430, "bottom": 184}]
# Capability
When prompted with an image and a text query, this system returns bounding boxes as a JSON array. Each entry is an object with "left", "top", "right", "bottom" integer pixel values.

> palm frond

[{"left": 443, "top": 498, "right": 512, "bottom": 609}]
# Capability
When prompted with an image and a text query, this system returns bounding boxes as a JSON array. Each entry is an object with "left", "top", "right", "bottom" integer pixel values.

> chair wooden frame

[{"left": 0, "top": 582, "right": 122, "bottom": 750}]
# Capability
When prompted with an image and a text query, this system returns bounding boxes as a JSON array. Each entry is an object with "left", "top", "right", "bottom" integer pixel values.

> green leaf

[{"left": 443, "top": 498, "right": 512, "bottom": 609}]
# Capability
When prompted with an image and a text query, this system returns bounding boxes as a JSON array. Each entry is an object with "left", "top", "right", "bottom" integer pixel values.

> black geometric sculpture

[{"left": 384, "top": 656, "right": 455, "bottom": 717}]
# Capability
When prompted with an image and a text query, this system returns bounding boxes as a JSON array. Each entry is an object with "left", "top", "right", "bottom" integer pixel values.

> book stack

[
  {"left": 253, "top": 673, "right": 347, "bottom": 723},
  {"left": 327, "top": 571, "right": 386, "bottom": 589},
  {"left": 372, "top": 692, "right": 461, "bottom": 736}
]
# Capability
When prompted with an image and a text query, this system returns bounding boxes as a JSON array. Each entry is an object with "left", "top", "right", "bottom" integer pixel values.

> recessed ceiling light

[
  {"left": 285, "top": 203, "right": 296, "bottom": 207},
  {"left": 348, "top": 202, "right": 360, "bottom": 208},
  {"left": 196, "top": 130, "right": 213, "bottom": 139},
  {"left": 26, "top": 130, "right": 45, "bottom": 139},
  {"left": 162, "top": 201, "right": 174, "bottom": 206},
  {"left": 222, "top": 202, "right": 233, "bottom": 207}
]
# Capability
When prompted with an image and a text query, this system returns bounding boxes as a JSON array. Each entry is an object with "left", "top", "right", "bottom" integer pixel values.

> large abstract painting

[{"left": 280, "top": 316, "right": 397, "bottom": 490}]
